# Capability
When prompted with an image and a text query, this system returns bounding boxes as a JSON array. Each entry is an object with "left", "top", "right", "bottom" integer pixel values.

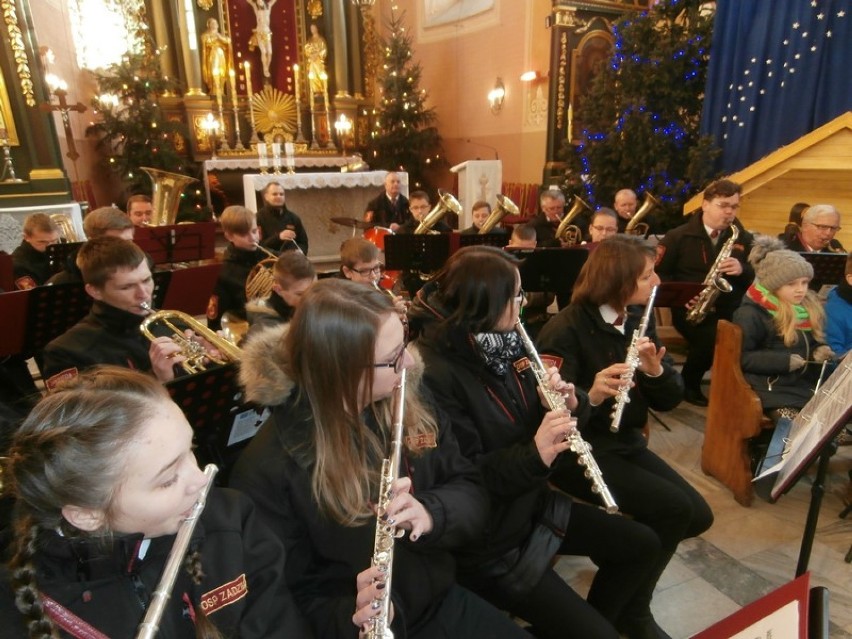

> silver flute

[
  {"left": 610, "top": 285, "right": 658, "bottom": 433},
  {"left": 515, "top": 320, "right": 618, "bottom": 514}
]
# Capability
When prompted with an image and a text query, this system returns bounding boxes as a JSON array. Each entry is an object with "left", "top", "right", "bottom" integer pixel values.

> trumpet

[
  {"left": 140, "top": 306, "right": 242, "bottom": 374},
  {"left": 686, "top": 224, "right": 739, "bottom": 325},
  {"left": 515, "top": 320, "right": 618, "bottom": 513}
]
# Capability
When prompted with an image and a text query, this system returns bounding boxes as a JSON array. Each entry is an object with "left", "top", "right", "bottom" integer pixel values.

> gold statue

[
  {"left": 305, "top": 23, "right": 328, "bottom": 95},
  {"left": 247, "top": 0, "right": 278, "bottom": 80},
  {"left": 201, "top": 18, "right": 232, "bottom": 98}
]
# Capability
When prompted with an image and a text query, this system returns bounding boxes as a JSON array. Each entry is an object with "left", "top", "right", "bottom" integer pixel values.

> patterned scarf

[
  {"left": 474, "top": 330, "right": 525, "bottom": 376},
  {"left": 746, "top": 283, "right": 812, "bottom": 330}
]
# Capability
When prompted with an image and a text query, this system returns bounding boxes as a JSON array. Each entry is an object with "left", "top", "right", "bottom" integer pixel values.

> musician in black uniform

[
  {"left": 459, "top": 200, "right": 507, "bottom": 235},
  {"left": 614, "top": 189, "right": 659, "bottom": 235},
  {"left": 245, "top": 250, "right": 316, "bottom": 337},
  {"left": 0, "top": 367, "right": 310, "bottom": 638},
  {"left": 396, "top": 191, "right": 452, "bottom": 234},
  {"left": 255, "top": 182, "right": 309, "bottom": 254},
  {"left": 363, "top": 171, "right": 411, "bottom": 231},
  {"left": 537, "top": 236, "right": 713, "bottom": 639},
  {"left": 529, "top": 188, "right": 565, "bottom": 247},
  {"left": 231, "top": 280, "right": 530, "bottom": 639},
  {"left": 782, "top": 203, "right": 845, "bottom": 253},
  {"left": 11, "top": 213, "right": 61, "bottom": 289},
  {"left": 655, "top": 179, "right": 754, "bottom": 406},
  {"left": 409, "top": 246, "right": 662, "bottom": 639}
]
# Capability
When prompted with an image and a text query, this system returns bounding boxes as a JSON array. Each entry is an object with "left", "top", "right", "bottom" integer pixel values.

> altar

[
  {"left": 242, "top": 170, "right": 409, "bottom": 263},
  {"left": 0, "top": 202, "right": 85, "bottom": 255}
]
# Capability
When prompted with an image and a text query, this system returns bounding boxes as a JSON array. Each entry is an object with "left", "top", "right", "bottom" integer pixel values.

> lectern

[{"left": 449, "top": 159, "right": 502, "bottom": 228}]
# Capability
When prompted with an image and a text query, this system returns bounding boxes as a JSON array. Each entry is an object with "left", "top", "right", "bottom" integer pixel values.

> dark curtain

[{"left": 700, "top": 0, "right": 852, "bottom": 173}]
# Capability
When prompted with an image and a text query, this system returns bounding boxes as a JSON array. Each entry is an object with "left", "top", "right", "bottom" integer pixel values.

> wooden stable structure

[{"left": 683, "top": 111, "right": 852, "bottom": 250}]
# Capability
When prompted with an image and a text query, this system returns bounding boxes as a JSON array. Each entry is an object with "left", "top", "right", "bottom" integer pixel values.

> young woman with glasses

[
  {"left": 230, "top": 278, "right": 530, "bottom": 638},
  {"left": 408, "top": 245, "right": 662, "bottom": 639}
]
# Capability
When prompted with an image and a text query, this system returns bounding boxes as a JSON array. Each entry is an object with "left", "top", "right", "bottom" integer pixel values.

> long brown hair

[
  {"left": 572, "top": 235, "right": 656, "bottom": 308},
  {"left": 284, "top": 279, "right": 438, "bottom": 526}
]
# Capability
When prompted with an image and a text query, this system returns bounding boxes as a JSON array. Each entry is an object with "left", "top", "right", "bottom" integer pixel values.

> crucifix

[{"left": 40, "top": 88, "right": 87, "bottom": 161}]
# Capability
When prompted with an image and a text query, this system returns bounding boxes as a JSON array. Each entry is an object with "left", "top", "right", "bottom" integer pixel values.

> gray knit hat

[{"left": 749, "top": 235, "right": 813, "bottom": 291}]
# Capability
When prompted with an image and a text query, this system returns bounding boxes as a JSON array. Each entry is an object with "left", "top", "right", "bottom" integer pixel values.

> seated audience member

[
  {"left": 397, "top": 190, "right": 452, "bottom": 234},
  {"left": 246, "top": 250, "right": 317, "bottom": 335},
  {"left": 530, "top": 188, "right": 566, "bottom": 247},
  {"left": 231, "top": 280, "right": 529, "bottom": 639},
  {"left": 778, "top": 202, "right": 809, "bottom": 245},
  {"left": 506, "top": 222, "right": 537, "bottom": 249},
  {"left": 733, "top": 237, "right": 834, "bottom": 422},
  {"left": 11, "top": 213, "right": 60, "bottom": 289},
  {"left": 537, "top": 236, "right": 713, "bottom": 637},
  {"left": 460, "top": 200, "right": 507, "bottom": 235},
  {"left": 783, "top": 204, "right": 845, "bottom": 253},
  {"left": 255, "top": 182, "right": 309, "bottom": 254},
  {"left": 207, "top": 205, "right": 268, "bottom": 331},
  {"left": 125, "top": 194, "right": 153, "bottom": 227},
  {"left": 0, "top": 366, "right": 310, "bottom": 638},
  {"left": 41, "top": 237, "right": 194, "bottom": 385},
  {"left": 48, "top": 206, "right": 135, "bottom": 285},
  {"left": 409, "top": 246, "right": 662, "bottom": 639},
  {"left": 363, "top": 170, "right": 411, "bottom": 231},
  {"left": 586, "top": 208, "right": 620, "bottom": 246},
  {"left": 825, "top": 253, "right": 852, "bottom": 358}
]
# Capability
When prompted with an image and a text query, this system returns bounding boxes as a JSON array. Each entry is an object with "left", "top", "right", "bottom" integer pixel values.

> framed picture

[{"left": 0, "top": 71, "right": 20, "bottom": 146}]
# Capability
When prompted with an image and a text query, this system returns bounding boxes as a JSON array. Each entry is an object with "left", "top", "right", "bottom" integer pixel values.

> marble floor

[{"left": 553, "top": 388, "right": 852, "bottom": 639}]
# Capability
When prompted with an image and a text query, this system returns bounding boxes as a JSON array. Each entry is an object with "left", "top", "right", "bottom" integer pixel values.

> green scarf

[{"left": 746, "top": 283, "right": 812, "bottom": 330}]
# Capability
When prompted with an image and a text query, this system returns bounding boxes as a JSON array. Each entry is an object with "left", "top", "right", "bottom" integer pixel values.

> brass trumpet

[{"left": 555, "top": 195, "right": 591, "bottom": 245}]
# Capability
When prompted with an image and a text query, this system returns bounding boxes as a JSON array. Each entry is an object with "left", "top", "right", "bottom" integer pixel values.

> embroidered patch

[
  {"left": 15, "top": 275, "right": 37, "bottom": 290},
  {"left": 513, "top": 357, "right": 531, "bottom": 373},
  {"left": 206, "top": 294, "right": 219, "bottom": 320},
  {"left": 540, "top": 354, "right": 563, "bottom": 370},
  {"left": 405, "top": 433, "right": 437, "bottom": 449},
  {"left": 654, "top": 244, "right": 666, "bottom": 266},
  {"left": 45, "top": 368, "right": 79, "bottom": 392},
  {"left": 200, "top": 573, "right": 248, "bottom": 615}
]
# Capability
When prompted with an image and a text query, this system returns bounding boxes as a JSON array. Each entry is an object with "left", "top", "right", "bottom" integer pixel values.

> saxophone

[
  {"left": 686, "top": 224, "right": 740, "bottom": 325},
  {"left": 515, "top": 321, "right": 619, "bottom": 514},
  {"left": 367, "top": 369, "right": 407, "bottom": 639},
  {"left": 610, "top": 285, "right": 658, "bottom": 433}
]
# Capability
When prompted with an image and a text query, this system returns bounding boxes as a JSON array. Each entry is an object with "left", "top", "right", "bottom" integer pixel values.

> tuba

[
  {"left": 625, "top": 192, "right": 660, "bottom": 237},
  {"left": 50, "top": 213, "right": 80, "bottom": 243},
  {"left": 555, "top": 195, "right": 591, "bottom": 245},
  {"left": 414, "top": 190, "right": 462, "bottom": 234},
  {"left": 141, "top": 167, "right": 198, "bottom": 226},
  {"left": 478, "top": 193, "right": 519, "bottom": 234},
  {"left": 686, "top": 224, "right": 739, "bottom": 325},
  {"left": 140, "top": 307, "right": 242, "bottom": 373}
]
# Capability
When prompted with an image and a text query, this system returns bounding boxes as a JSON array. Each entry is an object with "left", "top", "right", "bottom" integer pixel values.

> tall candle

[
  {"left": 228, "top": 68, "right": 237, "bottom": 104},
  {"left": 257, "top": 142, "right": 268, "bottom": 169},
  {"left": 293, "top": 64, "right": 301, "bottom": 110},
  {"left": 271, "top": 142, "right": 282, "bottom": 173},
  {"left": 285, "top": 141, "right": 295, "bottom": 169}
]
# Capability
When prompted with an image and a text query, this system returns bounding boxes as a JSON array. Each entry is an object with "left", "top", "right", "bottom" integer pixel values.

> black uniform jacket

[
  {"left": 365, "top": 192, "right": 411, "bottom": 228},
  {"left": 782, "top": 233, "right": 845, "bottom": 253},
  {"left": 655, "top": 213, "right": 755, "bottom": 318},
  {"left": 256, "top": 204, "right": 309, "bottom": 254},
  {"left": 11, "top": 241, "right": 52, "bottom": 289},
  {"left": 732, "top": 297, "right": 827, "bottom": 410},
  {"left": 408, "top": 283, "right": 591, "bottom": 568},
  {"left": 229, "top": 324, "right": 489, "bottom": 638},
  {"left": 207, "top": 243, "right": 268, "bottom": 331},
  {"left": 536, "top": 302, "right": 683, "bottom": 453},
  {"left": 0, "top": 488, "right": 310, "bottom": 638},
  {"left": 244, "top": 291, "right": 293, "bottom": 341}
]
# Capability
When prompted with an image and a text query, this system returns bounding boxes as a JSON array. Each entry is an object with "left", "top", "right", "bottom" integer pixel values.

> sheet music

[{"left": 729, "top": 600, "right": 799, "bottom": 639}]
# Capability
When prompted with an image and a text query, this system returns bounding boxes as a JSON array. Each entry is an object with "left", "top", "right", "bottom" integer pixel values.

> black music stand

[
  {"left": 23, "top": 283, "right": 93, "bottom": 370},
  {"left": 384, "top": 233, "right": 452, "bottom": 274},
  {"left": 507, "top": 247, "right": 589, "bottom": 309},
  {"left": 453, "top": 232, "right": 508, "bottom": 252},
  {"left": 134, "top": 222, "right": 217, "bottom": 265},
  {"left": 799, "top": 252, "right": 846, "bottom": 293},
  {"left": 166, "top": 362, "right": 268, "bottom": 484},
  {"left": 46, "top": 241, "right": 83, "bottom": 274}
]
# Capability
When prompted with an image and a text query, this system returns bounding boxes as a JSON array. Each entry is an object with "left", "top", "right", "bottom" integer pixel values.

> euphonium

[
  {"left": 50, "top": 213, "right": 80, "bottom": 243},
  {"left": 555, "top": 195, "right": 591, "bottom": 245},
  {"left": 515, "top": 320, "right": 618, "bottom": 513},
  {"left": 686, "top": 224, "right": 739, "bottom": 325},
  {"left": 625, "top": 192, "right": 660, "bottom": 237},
  {"left": 414, "top": 190, "right": 462, "bottom": 234},
  {"left": 368, "top": 369, "right": 407, "bottom": 639},
  {"left": 136, "top": 464, "right": 218, "bottom": 639},
  {"left": 140, "top": 307, "right": 242, "bottom": 373},
  {"left": 245, "top": 243, "right": 279, "bottom": 301},
  {"left": 141, "top": 167, "right": 199, "bottom": 226},
  {"left": 478, "top": 193, "right": 519, "bottom": 234}
]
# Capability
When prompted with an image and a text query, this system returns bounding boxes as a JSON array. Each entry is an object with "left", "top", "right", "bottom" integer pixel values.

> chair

[{"left": 701, "top": 320, "right": 773, "bottom": 506}]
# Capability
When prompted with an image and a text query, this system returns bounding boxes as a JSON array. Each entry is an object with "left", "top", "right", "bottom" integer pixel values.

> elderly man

[
  {"left": 363, "top": 171, "right": 411, "bottom": 231},
  {"left": 530, "top": 188, "right": 568, "bottom": 247},
  {"left": 784, "top": 204, "right": 845, "bottom": 253}
]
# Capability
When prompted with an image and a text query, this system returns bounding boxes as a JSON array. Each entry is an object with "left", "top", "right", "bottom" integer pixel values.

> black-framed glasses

[
  {"left": 513, "top": 288, "right": 527, "bottom": 305},
  {"left": 350, "top": 263, "right": 385, "bottom": 276},
  {"left": 373, "top": 340, "right": 408, "bottom": 374}
]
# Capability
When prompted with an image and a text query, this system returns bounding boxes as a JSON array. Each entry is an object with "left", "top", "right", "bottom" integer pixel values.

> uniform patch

[
  {"left": 513, "top": 357, "right": 531, "bottom": 373},
  {"left": 200, "top": 573, "right": 248, "bottom": 615},
  {"left": 654, "top": 244, "right": 666, "bottom": 266},
  {"left": 15, "top": 275, "right": 37, "bottom": 290},
  {"left": 405, "top": 433, "right": 437, "bottom": 449},
  {"left": 45, "top": 368, "right": 79, "bottom": 392},
  {"left": 206, "top": 294, "right": 219, "bottom": 320},
  {"left": 540, "top": 354, "right": 563, "bottom": 370}
]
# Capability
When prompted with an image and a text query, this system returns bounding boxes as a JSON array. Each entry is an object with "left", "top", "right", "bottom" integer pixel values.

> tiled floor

[{"left": 553, "top": 391, "right": 852, "bottom": 638}]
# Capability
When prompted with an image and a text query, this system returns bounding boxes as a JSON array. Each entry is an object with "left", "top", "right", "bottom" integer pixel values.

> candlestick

[
  {"left": 244, "top": 61, "right": 259, "bottom": 144},
  {"left": 257, "top": 142, "right": 268, "bottom": 174},
  {"left": 228, "top": 68, "right": 244, "bottom": 150},
  {"left": 216, "top": 91, "right": 231, "bottom": 152},
  {"left": 271, "top": 142, "right": 282, "bottom": 175}
]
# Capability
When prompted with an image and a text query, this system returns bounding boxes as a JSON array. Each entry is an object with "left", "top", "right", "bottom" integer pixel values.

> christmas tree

[
  {"left": 365, "top": 11, "right": 445, "bottom": 192},
  {"left": 564, "top": 0, "right": 720, "bottom": 229}
]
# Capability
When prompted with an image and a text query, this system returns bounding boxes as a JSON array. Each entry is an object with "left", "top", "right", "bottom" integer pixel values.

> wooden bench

[{"left": 701, "top": 319, "right": 773, "bottom": 506}]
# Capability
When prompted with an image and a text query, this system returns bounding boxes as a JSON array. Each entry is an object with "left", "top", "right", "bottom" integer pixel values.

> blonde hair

[
  {"left": 220, "top": 205, "right": 255, "bottom": 236},
  {"left": 773, "top": 290, "right": 825, "bottom": 347}
]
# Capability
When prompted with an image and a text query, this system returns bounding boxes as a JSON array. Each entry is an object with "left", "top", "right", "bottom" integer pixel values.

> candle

[
  {"left": 285, "top": 141, "right": 295, "bottom": 170},
  {"left": 293, "top": 64, "right": 301, "bottom": 109},
  {"left": 271, "top": 142, "right": 282, "bottom": 173},
  {"left": 567, "top": 103, "right": 573, "bottom": 142},
  {"left": 228, "top": 68, "right": 237, "bottom": 102},
  {"left": 257, "top": 142, "right": 268, "bottom": 170}
]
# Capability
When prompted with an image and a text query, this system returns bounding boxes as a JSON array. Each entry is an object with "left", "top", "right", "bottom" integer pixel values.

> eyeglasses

[
  {"left": 590, "top": 224, "right": 618, "bottom": 234},
  {"left": 805, "top": 222, "right": 841, "bottom": 233},
  {"left": 712, "top": 201, "right": 740, "bottom": 211},
  {"left": 373, "top": 340, "right": 408, "bottom": 374},
  {"left": 349, "top": 263, "right": 384, "bottom": 276},
  {"left": 513, "top": 288, "right": 527, "bottom": 305}
]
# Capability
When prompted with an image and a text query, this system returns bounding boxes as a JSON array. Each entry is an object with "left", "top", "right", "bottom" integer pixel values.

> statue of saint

[
  {"left": 201, "top": 18, "right": 232, "bottom": 97},
  {"left": 247, "top": 0, "right": 278, "bottom": 80},
  {"left": 304, "top": 23, "right": 328, "bottom": 96}
]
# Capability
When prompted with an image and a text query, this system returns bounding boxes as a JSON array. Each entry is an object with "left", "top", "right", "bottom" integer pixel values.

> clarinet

[
  {"left": 367, "top": 369, "right": 407, "bottom": 639},
  {"left": 610, "top": 285, "right": 658, "bottom": 433},
  {"left": 515, "top": 321, "right": 618, "bottom": 514}
]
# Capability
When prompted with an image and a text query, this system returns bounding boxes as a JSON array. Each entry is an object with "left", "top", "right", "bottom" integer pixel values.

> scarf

[
  {"left": 474, "top": 330, "right": 525, "bottom": 376},
  {"left": 746, "top": 283, "right": 812, "bottom": 330}
]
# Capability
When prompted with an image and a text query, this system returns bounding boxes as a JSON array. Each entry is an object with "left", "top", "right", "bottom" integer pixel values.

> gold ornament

[
  {"left": 251, "top": 86, "right": 297, "bottom": 141},
  {"left": 197, "top": 0, "right": 213, "bottom": 9}
]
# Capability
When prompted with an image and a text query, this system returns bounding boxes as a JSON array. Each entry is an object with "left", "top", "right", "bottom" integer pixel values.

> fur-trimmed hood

[{"left": 238, "top": 322, "right": 428, "bottom": 407}]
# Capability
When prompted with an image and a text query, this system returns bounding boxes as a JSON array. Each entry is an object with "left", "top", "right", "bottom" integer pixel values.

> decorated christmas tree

[
  {"left": 365, "top": 11, "right": 445, "bottom": 191},
  {"left": 564, "top": 0, "right": 720, "bottom": 229}
]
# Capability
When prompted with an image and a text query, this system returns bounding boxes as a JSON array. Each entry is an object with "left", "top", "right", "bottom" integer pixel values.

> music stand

[
  {"left": 654, "top": 281, "right": 706, "bottom": 308},
  {"left": 507, "top": 247, "right": 589, "bottom": 308},
  {"left": 166, "top": 362, "right": 269, "bottom": 484},
  {"left": 453, "top": 232, "right": 508, "bottom": 252},
  {"left": 46, "top": 241, "right": 83, "bottom": 274},
  {"left": 799, "top": 252, "right": 846, "bottom": 293},
  {"left": 134, "top": 222, "right": 217, "bottom": 264},
  {"left": 384, "top": 233, "right": 452, "bottom": 274}
]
